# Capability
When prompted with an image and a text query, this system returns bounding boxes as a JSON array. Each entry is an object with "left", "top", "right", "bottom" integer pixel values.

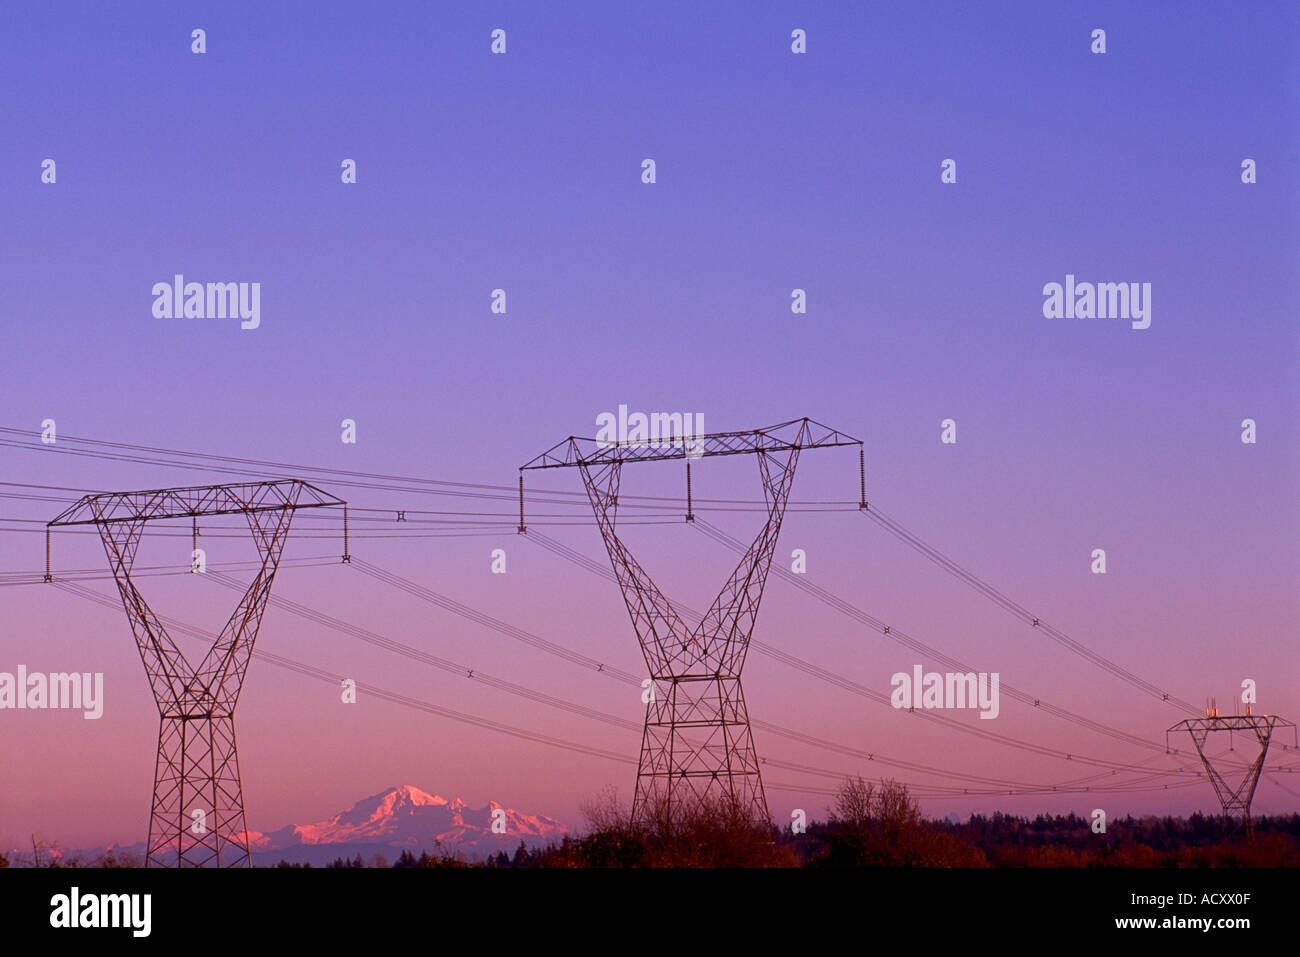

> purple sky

[{"left": 1, "top": 1, "right": 1297, "bottom": 849}]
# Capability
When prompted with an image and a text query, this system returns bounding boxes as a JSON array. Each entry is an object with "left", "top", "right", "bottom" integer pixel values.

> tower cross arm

[
  {"left": 1168, "top": 715, "right": 1296, "bottom": 735},
  {"left": 48, "top": 479, "right": 346, "bottom": 527},
  {"left": 520, "top": 417, "right": 861, "bottom": 470}
]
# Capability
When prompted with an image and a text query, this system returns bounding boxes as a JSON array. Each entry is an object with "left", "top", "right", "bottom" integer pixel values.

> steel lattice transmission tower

[
  {"left": 48, "top": 480, "right": 347, "bottom": 867},
  {"left": 1167, "top": 706, "right": 1296, "bottom": 841},
  {"left": 522, "top": 418, "right": 862, "bottom": 827}
]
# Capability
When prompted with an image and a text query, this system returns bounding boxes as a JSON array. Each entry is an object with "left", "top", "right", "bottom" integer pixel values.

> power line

[
  {"left": 0, "top": 428, "right": 855, "bottom": 513},
  {"left": 860, "top": 507, "right": 1201, "bottom": 714},
  {"left": 206, "top": 569, "right": 1140, "bottom": 795},
  {"left": 53, "top": 580, "right": 638, "bottom": 766},
  {"left": 4, "top": 430, "right": 1288, "bottom": 810},
  {"left": 352, "top": 550, "right": 1216, "bottom": 783},
  {"left": 53, "top": 575, "right": 1213, "bottom": 800},
  {"left": 694, "top": 518, "right": 1176, "bottom": 755}
]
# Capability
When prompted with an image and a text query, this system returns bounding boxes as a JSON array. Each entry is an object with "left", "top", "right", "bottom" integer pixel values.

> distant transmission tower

[
  {"left": 48, "top": 480, "right": 346, "bottom": 867},
  {"left": 522, "top": 418, "right": 862, "bottom": 827},
  {"left": 1168, "top": 698, "right": 1296, "bottom": 841}
]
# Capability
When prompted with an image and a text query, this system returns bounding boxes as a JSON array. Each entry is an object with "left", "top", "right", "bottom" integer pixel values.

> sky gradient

[{"left": 1, "top": 1, "right": 1297, "bottom": 849}]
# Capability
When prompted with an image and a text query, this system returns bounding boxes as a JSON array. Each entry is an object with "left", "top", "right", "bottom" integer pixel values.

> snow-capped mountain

[
  {"left": 257, "top": 784, "right": 568, "bottom": 857},
  {"left": 41, "top": 785, "right": 569, "bottom": 866}
]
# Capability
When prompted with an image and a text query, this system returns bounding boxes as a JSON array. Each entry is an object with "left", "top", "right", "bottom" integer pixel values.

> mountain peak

[
  {"left": 282, "top": 785, "right": 567, "bottom": 852},
  {"left": 56, "top": 784, "right": 571, "bottom": 866},
  {"left": 384, "top": 784, "right": 449, "bottom": 807}
]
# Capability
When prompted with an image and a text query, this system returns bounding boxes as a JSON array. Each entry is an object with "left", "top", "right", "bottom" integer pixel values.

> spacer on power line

[
  {"left": 523, "top": 418, "right": 862, "bottom": 828},
  {"left": 48, "top": 479, "right": 346, "bottom": 867}
]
